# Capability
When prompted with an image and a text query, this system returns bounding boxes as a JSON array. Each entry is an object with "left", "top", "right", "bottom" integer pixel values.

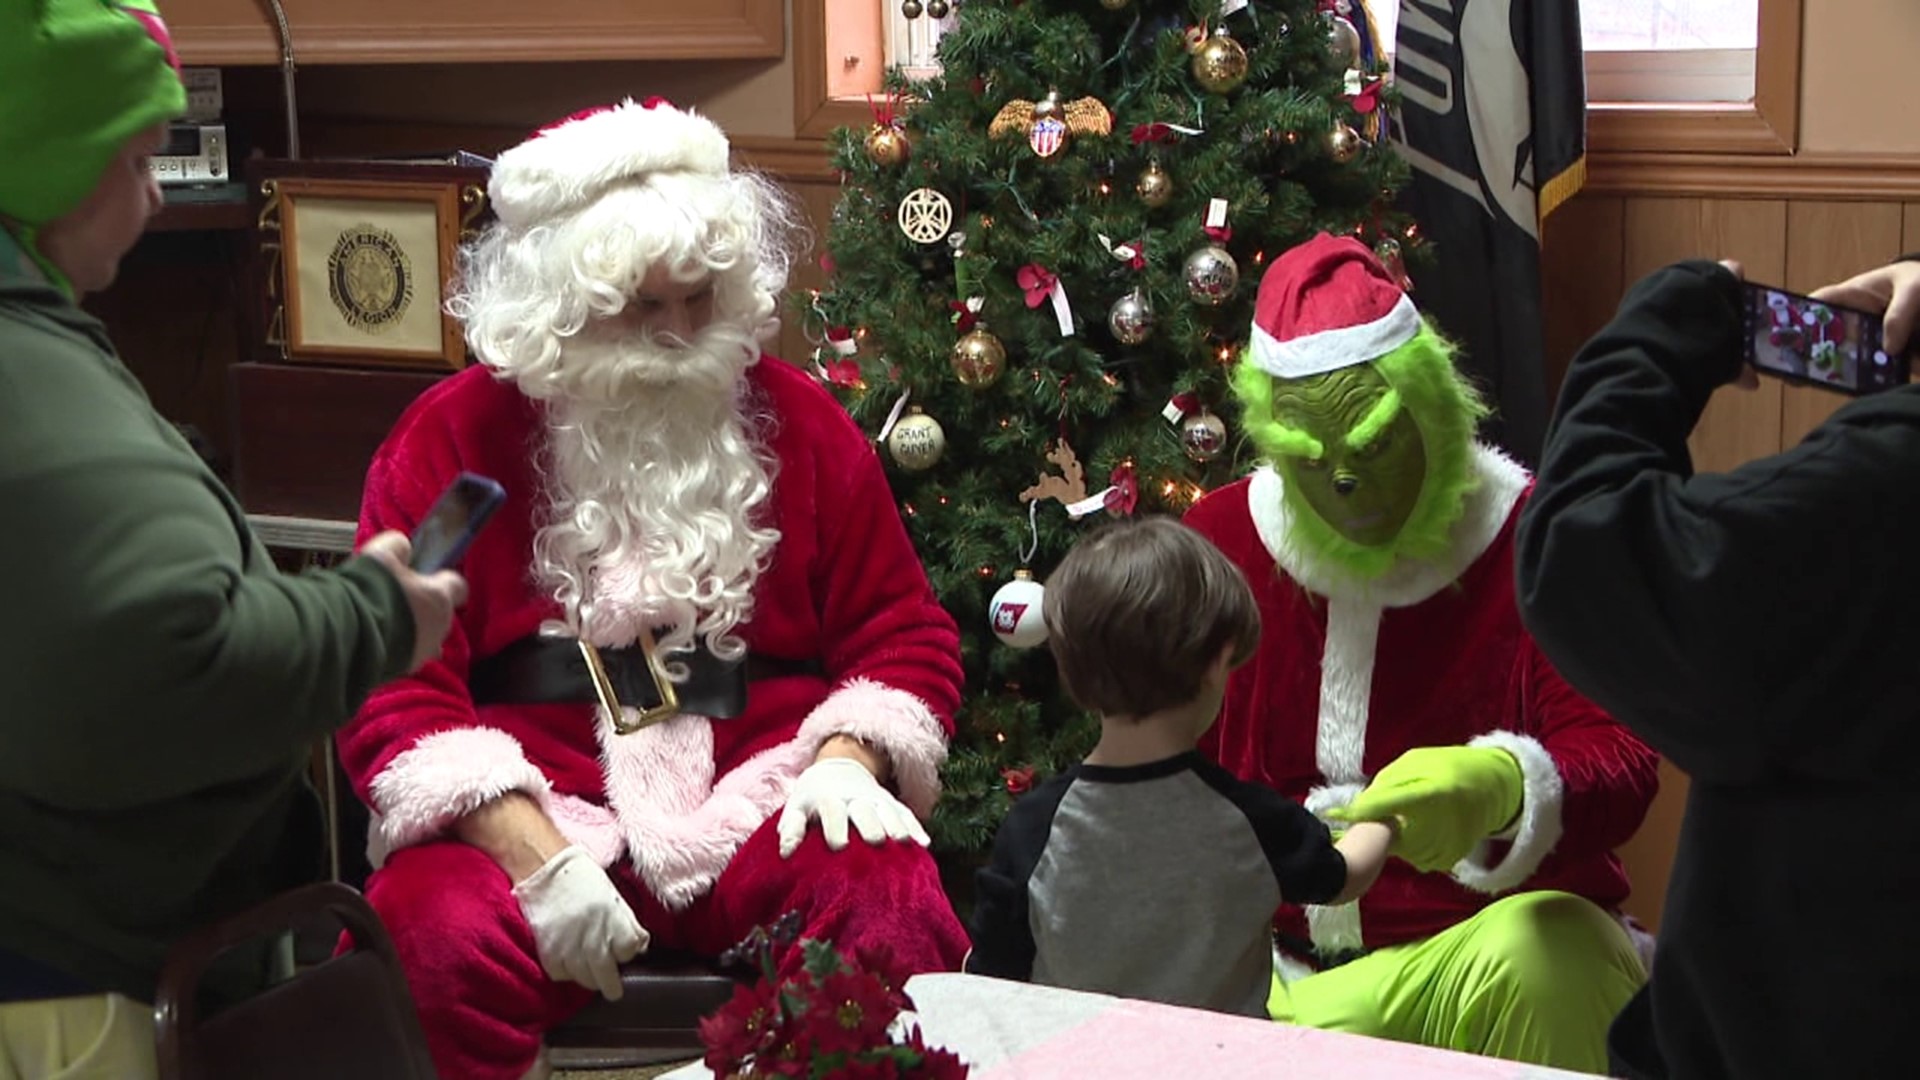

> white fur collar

[{"left": 1247, "top": 443, "right": 1530, "bottom": 608}]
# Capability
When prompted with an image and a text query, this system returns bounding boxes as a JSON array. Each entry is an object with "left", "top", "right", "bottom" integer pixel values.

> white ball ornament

[{"left": 988, "top": 569, "right": 1049, "bottom": 649}]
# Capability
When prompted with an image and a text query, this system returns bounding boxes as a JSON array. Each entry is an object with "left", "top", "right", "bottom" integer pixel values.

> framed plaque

[{"left": 252, "top": 163, "right": 489, "bottom": 371}]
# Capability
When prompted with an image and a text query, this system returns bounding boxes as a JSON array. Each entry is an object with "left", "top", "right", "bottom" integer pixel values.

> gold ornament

[
  {"left": 1108, "top": 288, "right": 1154, "bottom": 346},
  {"left": 900, "top": 0, "right": 923, "bottom": 17},
  {"left": 926, "top": 0, "right": 950, "bottom": 17},
  {"left": 1134, "top": 159, "right": 1173, "bottom": 208},
  {"left": 1327, "top": 16, "right": 1363, "bottom": 69},
  {"left": 1328, "top": 121, "right": 1363, "bottom": 164},
  {"left": 1181, "top": 411, "right": 1228, "bottom": 462},
  {"left": 1190, "top": 29, "right": 1250, "bottom": 94},
  {"left": 950, "top": 326, "right": 1007, "bottom": 388},
  {"left": 887, "top": 407, "right": 947, "bottom": 471},
  {"left": 1183, "top": 245, "right": 1240, "bottom": 306},
  {"left": 896, "top": 187, "right": 954, "bottom": 244},
  {"left": 865, "top": 124, "right": 911, "bottom": 168},
  {"left": 990, "top": 92, "right": 1113, "bottom": 158}
]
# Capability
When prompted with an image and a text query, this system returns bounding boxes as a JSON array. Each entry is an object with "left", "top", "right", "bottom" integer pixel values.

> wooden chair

[{"left": 154, "top": 882, "right": 436, "bottom": 1080}]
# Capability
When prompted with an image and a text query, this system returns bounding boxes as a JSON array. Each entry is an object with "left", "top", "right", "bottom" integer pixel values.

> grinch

[{"left": 1184, "top": 233, "right": 1660, "bottom": 1072}]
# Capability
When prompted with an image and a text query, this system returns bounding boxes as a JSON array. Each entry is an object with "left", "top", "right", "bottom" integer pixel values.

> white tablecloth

[{"left": 662, "top": 972, "right": 1604, "bottom": 1079}]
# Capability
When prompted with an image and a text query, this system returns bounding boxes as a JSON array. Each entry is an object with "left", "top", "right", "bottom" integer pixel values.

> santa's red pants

[{"left": 362, "top": 818, "right": 968, "bottom": 1080}]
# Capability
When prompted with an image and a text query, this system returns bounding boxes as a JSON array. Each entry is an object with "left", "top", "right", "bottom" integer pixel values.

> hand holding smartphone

[
  {"left": 410, "top": 472, "right": 507, "bottom": 573},
  {"left": 1741, "top": 280, "right": 1915, "bottom": 396}
]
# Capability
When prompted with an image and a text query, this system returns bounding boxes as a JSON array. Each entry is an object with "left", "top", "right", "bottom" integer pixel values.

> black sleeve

[
  {"left": 964, "top": 775, "right": 1072, "bottom": 982},
  {"left": 1517, "top": 260, "right": 1920, "bottom": 784},
  {"left": 1195, "top": 761, "right": 1345, "bottom": 906}
]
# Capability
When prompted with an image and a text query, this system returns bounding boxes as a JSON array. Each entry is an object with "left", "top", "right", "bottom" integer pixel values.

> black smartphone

[
  {"left": 409, "top": 472, "right": 506, "bottom": 573},
  {"left": 1741, "top": 281, "right": 1913, "bottom": 396}
]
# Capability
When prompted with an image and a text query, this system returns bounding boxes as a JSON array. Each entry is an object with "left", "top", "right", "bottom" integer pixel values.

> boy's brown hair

[{"left": 1043, "top": 516, "right": 1260, "bottom": 718}]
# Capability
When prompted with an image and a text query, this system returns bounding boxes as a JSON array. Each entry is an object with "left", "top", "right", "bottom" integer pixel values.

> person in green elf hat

[
  {"left": 1183, "top": 233, "right": 1660, "bottom": 1072},
  {"left": 0, "top": 3, "right": 466, "bottom": 1075}
]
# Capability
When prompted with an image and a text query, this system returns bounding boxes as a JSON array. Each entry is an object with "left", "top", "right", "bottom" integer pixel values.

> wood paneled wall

[{"left": 1541, "top": 191, "right": 1920, "bottom": 927}]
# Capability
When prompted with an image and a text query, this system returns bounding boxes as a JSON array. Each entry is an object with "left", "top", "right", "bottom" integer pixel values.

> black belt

[{"left": 469, "top": 634, "right": 822, "bottom": 723}]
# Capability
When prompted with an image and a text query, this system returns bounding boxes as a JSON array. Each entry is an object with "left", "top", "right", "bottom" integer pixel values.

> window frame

[{"left": 794, "top": 0, "right": 1801, "bottom": 153}]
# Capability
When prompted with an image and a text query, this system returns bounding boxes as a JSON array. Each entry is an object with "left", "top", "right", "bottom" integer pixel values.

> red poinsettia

[
  {"left": 699, "top": 981, "right": 787, "bottom": 1074},
  {"left": 700, "top": 924, "right": 970, "bottom": 1080}
]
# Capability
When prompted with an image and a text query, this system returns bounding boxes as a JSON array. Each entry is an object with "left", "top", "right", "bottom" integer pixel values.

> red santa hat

[
  {"left": 487, "top": 96, "right": 731, "bottom": 228},
  {"left": 1246, "top": 232, "right": 1423, "bottom": 379}
]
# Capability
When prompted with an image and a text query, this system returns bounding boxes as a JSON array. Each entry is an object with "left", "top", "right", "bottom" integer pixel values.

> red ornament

[
  {"left": 1002, "top": 766, "right": 1036, "bottom": 795},
  {"left": 1105, "top": 462, "right": 1140, "bottom": 516}
]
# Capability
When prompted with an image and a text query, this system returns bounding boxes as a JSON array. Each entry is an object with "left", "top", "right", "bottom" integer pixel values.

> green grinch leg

[{"left": 1268, "top": 892, "right": 1644, "bottom": 1073}]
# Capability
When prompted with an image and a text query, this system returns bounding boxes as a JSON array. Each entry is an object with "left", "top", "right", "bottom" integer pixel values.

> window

[
  {"left": 880, "top": 1, "right": 1759, "bottom": 104},
  {"left": 1375, "top": 0, "right": 1760, "bottom": 104},
  {"left": 797, "top": 0, "right": 1797, "bottom": 153},
  {"left": 885, "top": 5, "right": 954, "bottom": 80},
  {"left": 1580, "top": 0, "right": 1760, "bottom": 103}
]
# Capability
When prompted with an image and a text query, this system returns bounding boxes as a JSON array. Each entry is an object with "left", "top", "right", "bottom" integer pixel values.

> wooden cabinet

[{"left": 160, "top": 0, "right": 783, "bottom": 65}]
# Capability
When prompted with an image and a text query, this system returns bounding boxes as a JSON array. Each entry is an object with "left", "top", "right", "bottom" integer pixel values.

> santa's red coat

[
  {"left": 1185, "top": 447, "right": 1659, "bottom": 957},
  {"left": 338, "top": 357, "right": 962, "bottom": 910}
]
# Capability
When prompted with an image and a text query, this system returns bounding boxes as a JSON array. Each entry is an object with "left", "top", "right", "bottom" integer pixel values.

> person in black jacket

[{"left": 1514, "top": 255, "right": 1920, "bottom": 1080}]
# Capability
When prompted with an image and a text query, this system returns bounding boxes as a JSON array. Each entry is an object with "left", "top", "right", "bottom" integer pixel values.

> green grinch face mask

[
  {"left": 1233, "top": 323, "right": 1491, "bottom": 582},
  {"left": 1269, "top": 364, "right": 1427, "bottom": 547}
]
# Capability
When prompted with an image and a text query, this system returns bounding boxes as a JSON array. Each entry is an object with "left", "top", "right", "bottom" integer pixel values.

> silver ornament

[
  {"left": 1181, "top": 411, "right": 1228, "bottom": 462},
  {"left": 926, "top": 0, "right": 950, "bottom": 17},
  {"left": 1183, "top": 245, "right": 1240, "bottom": 306},
  {"left": 1328, "top": 16, "right": 1362, "bottom": 68},
  {"left": 1108, "top": 288, "right": 1155, "bottom": 346},
  {"left": 901, "top": 0, "right": 923, "bottom": 18}
]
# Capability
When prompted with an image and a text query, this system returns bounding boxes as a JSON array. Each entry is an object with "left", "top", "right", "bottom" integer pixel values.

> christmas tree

[{"left": 804, "top": 0, "right": 1417, "bottom": 861}]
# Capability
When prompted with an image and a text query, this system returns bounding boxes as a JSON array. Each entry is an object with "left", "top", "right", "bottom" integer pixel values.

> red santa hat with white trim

[
  {"left": 487, "top": 96, "right": 731, "bottom": 229},
  {"left": 1246, "top": 232, "right": 1423, "bottom": 379}
]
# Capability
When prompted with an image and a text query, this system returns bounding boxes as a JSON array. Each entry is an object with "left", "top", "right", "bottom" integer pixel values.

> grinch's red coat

[
  {"left": 338, "top": 357, "right": 967, "bottom": 1079},
  {"left": 1185, "top": 447, "right": 1658, "bottom": 958}
]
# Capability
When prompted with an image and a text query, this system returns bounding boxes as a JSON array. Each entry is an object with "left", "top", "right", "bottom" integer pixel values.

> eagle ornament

[{"left": 989, "top": 90, "right": 1113, "bottom": 158}]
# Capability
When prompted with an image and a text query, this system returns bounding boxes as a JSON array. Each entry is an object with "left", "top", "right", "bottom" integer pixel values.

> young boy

[{"left": 965, "top": 517, "right": 1394, "bottom": 1018}]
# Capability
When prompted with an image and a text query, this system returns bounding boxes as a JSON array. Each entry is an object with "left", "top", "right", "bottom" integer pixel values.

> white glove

[
  {"left": 510, "top": 845, "right": 650, "bottom": 1000},
  {"left": 777, "top": 756, "right": 930, "bottom": 858}
]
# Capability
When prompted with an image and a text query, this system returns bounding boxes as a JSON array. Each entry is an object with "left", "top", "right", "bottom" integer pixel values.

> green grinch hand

[{"left": 1327, "top": 746, "right": 1524, "bottom": 872}]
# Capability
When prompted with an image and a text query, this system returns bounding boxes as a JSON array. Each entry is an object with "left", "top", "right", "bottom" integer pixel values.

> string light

[
  {"left": 1217, "top": 345, "right": 1235, "bottom": 363},
  {"left": 978, "top": 565, "right": 996, "bottom": 579},
  {"left": 1100, "top": 372, "right": 1119, "bottom": 387},
  {"left": 903, "top": 502, "right": 917, "bottom": 517},
  {"left": 856, "top": 327, "right": 870, "bottom": 340},
  {"left": 1252, "top": 250, "right": 1267, "bottom": 265},
  {"left": 998, "top": 417, "right": 1011, "bottom": 428},
  {"left": 994, "top": 732, "right": 1007, "bottom": 744},
  {"left": 938, "top": 495, "right": 951, "bottom": 506}
]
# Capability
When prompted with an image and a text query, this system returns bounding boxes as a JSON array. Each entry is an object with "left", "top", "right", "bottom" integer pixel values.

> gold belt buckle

[{"left": 577, "top": 626, "right": 679, "bottom": 735}]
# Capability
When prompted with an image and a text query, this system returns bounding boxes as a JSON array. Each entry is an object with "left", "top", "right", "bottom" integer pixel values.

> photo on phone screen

[
  {"left": 409, "top": 472, "right": 506, "bottom": 573},
  {"left": 1743, "top": 282, "right": 1912, "bottom": 395}
]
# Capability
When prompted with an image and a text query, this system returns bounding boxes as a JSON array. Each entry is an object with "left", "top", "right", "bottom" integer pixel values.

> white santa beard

[{"left": 530, "top": 325, "right": 781, "bottom": 663}]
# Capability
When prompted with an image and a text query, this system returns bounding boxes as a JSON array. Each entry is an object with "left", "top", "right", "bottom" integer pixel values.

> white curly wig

[{"left": 447, "top": 98, "right": 808, "bottom": 666}]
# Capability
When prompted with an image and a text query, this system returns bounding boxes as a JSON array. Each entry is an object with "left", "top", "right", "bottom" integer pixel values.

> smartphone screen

[
  {"left": 409, "top": 472, "right": 506, "bottom": 573},
  {"left": 1743, "top": 282, "right": 1912, "bottom": 395}
]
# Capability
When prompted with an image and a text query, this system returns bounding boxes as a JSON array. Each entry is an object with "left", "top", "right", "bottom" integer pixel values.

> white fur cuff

[
  {"left": 1451, "top": 731, "right": 1565, "bottom": 895},
  {"left": 796, "top": 679, "right": 949, "bottom": 817},
  {"left": 369, "top": 727, "right": 554, "bottom": 854}
]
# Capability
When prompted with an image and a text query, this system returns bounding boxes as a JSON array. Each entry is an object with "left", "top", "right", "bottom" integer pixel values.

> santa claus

[
  {"left": 337, "top": 98, "right": 967, "bottom": 1080},
  {"left": 1183, "top": 234, "right": 1660, "bottom": 1073}
]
